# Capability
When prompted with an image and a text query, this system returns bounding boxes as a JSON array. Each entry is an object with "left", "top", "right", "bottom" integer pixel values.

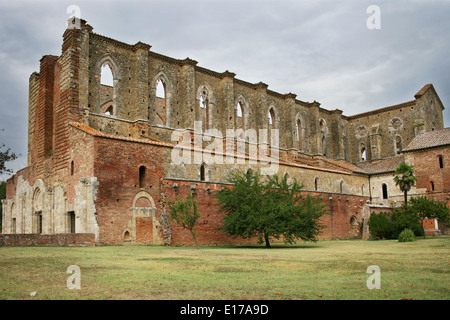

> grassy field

[{"left": 0, "top": 236, "right": 448, "bottom": 300}]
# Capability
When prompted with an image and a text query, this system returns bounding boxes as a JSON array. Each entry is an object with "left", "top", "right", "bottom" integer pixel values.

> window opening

[
  {"left": 382, "top": 184, "right": 388, "bottom": 199},
  {"left": 139, "top": 166, "right": 146, "bottom": 188}
]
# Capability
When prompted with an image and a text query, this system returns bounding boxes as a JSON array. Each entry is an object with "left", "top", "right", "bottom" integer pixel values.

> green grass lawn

[{"left": 0, "top": 236, "right": 448, "bottom": 300}]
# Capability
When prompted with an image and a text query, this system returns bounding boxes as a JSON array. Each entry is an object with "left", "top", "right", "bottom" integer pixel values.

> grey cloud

[{"left": 0, "top": 0, "right": 449, "bottom": 180}]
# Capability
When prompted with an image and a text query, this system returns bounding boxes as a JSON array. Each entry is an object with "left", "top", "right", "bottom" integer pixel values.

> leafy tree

[
  {"left": 215, "top": 169, "right": 328, "bottom": 248},
  {"left": 391, "top": 206, "right": 424, "bottom": 237},
  {"left": 367, "top": 212, "right": 395, "bottom": 239},
  {"left": 0, "top": 129, "right": 19, "bottom": 176},
  {"left": 393, "top": 163, "right": 417, "bottom": 205},
  {"left": 168, "top": 192, "right": 200, "bottom": 249},
  {"left": 0, "top": 180, "right": 5, "bottom": 230},
  {"left": 380, "top": 196, "right": 450, "bottom": 239},
  {"left": 406, "top": 196, "right": 450, "bottom": 237}
]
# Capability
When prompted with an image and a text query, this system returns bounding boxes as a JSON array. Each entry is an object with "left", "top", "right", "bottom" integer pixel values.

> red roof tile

[
  {"left": 403, "top": 127, "right": 450, "bottom": 152},
  {"left": 355, "top": 155, "right": 405, "bottom": 174}
]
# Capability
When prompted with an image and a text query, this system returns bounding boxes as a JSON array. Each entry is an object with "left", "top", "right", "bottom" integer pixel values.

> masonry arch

[
  {"left": 9, "top": 203, "right": 16, "bottom": 234},
  {"left": 235, "top": 94, "right": 249, "bottom": 139},
  {"left": 382, "top": 183, "right": 388, "bottom": 200},
  {"left": 430, "top": 121, "right": 437, "bottom": 131},
  {"left": 132, "top": 191, "right": 156, "bottom": 209},
  {"left": 394, "top": 135, "right": 403, "bottom": 155},
  {"left": 319, "top": 118, "right": 327, "bottom": 156},
  {"left": 32, "top": 188, "right": 43, "bottom": 234},
  {"left": 129, "top": 191, "right": 158, "bottom": 244},
  {"left": 360, "top": 142, "right": 367, "bottom": 161},
  {"left": 267, "top": 105, "right": 279, "bottom": 155},
  {"left": 95, "top": 55, "right": 121, "bottom": 117},
  {"left": 295, "top": 114, "right": 305, "bottom": 151},
  {"left": 152, "top": 71, "right": 173, "bottom": 127},
  {"left": 438, "top": 155, "right": 444, "bottom": 169},
  {"left": 339, "top": 180, "right": 344, "bottom": 194},
  {"left": 196, "top": 83, "right": 215, "bottom": 131},
  {"left": 199, "top": 162, "right": 211, "bottom": 182},
  {"left": 267, "top": 105, "right": 279, "bottom": 130},
  {"left": 314, "top": 177, "right": 320, "bottom": 191}
]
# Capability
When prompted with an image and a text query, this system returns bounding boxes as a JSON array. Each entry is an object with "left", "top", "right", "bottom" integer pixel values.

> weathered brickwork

[
  {"left": 2, "top": 19, "right": 449, "bottom": 245},
  {"left": 0, "top": 233, "right": 95, "bottom": 247},
  {"left": 405, "top": 145, "right": 450, "bottom": 201}
]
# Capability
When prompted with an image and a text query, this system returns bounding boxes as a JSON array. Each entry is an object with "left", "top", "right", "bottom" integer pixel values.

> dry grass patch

[{"left": 0, "top": 236, "right": 448, "bottom": 300}]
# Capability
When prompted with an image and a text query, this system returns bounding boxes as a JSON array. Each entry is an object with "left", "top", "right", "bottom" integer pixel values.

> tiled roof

[
  {"left": 70, "top": 122, "right": 356, "bottom": 175},
  {"left": 402, "top": 128, "right": 450, "bottom": 152},
  {"left": 69, "top": 122, "right": 175, "bottom": 148},
  {"left": 355, "top": 155, "right": 405, "bottom": 174},
  {"left": 321, "top": 158, "right": 368, "bottom": 174}
]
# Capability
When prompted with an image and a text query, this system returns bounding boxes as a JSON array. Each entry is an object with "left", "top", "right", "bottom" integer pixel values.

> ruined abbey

[{"left": 1, "top": 19, "right": 449, "bottom": 246}]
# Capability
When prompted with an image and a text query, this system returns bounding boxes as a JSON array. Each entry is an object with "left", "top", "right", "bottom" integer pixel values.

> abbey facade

[{"left": 1, "top": 19, "right": 448, "bottom": 246}]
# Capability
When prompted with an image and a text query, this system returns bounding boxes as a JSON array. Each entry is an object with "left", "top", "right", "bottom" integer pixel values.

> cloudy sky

[{"left": 1, "top": 0, "right": 449, "bottom": 180}]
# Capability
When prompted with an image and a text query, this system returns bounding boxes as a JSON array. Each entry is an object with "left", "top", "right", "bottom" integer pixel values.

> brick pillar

[
  {"left": 34, "top": 55, "right": 58, "bottom": 165},
  {"left": 53, "top": 20, "right": 89, "bottom": 173}
]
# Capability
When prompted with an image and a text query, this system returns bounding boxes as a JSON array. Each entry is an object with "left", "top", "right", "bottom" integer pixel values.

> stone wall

[
  {"left": 0, "top": 233, "right": 95, "bottom": 247},
  {"left": 75, "top": 22, "right": 444, "bottom": 165}
]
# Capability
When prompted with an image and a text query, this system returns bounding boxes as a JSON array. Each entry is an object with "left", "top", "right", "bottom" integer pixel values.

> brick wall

[
  {"left": 162, "top": 180, "right": 368, "bottom": 247},
  {"left": 0, "top": 233, "right": 95, "bottom": 247},
  {"left": 408, "top": 146, "right": 450, "bottom": 202},
  {"left": 92, "top": 135, "right": 166, "bottom": 245}
]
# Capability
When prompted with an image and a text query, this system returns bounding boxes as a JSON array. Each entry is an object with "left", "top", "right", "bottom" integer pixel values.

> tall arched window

[
  {"left": 11, "top": 217, "right": 16, "bottom": 234},
  {"left": 199, "top": 90, "right": 210, "bottom": 131},
  {"left": 268, "top": 108, "right": 276, "bottom": 129},
  {"left": 430, "top": 121, "right": 437, "bottom": 131},
  {"left": 156, "top": 79, "right": 165, "bottom": 98},
  {"left": 68, "top": 211, "right": 75, "bottom": 233},
  {"left": 97, "top": 56, "right": 120, "bottom": 117},
  {"left": 100, "top": 64, "right": 113, "bottom": 86},
  {"left": 439, "top": 155, "right": 444, "bottom": 169},
  {"left": 200, "top": 163, "right": 206, "bottom": 181},
  {"left": 267, "top": 107, "right": 277, "bottom": 156},
  {"left": 100, "top": 64, "right": 114, "bottom": 115},
  {"left": 314, "top": 177, "right": 319, "bottom": 191},
  {"left": 236, "top": 102, "right": 245, "bottom": 139},
  {"left": 395, "top": 135, "right": 403, "bottom": 155},
  {"left": 296, "top": 119, "right": 302, "bottom": 150},
  {"left": 139, "top": 166, "right": 146, "bottom": 188},
  {"left": 430, "top": 181, "right": 435, "bottom": 191},
  {"left": 360, "top": 143, "right": 366, "bottom": 161},
  {"left": 319, "top": 119, "right": 327, "bottom": 156},
  {"left": 155, "top": 79, "right": 167, "bottom": 125},
  {"left": 382, "top": 184, "right": 388, "bottom": 199},
  {"left": 103, "top": 105, "right": 113, "bottom": 115}
]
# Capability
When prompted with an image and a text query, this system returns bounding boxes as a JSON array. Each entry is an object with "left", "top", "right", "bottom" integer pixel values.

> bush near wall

[{"left": 368, "top": 210, "right": 424, "bottom": 240}]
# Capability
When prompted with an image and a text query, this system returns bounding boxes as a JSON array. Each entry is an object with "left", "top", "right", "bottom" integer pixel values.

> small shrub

[
  {"left": 368, "top": 212, "right": 395, "bottom": 239},
  {"left": 398, "top": 228, "right": 416, "bottom": 242}
]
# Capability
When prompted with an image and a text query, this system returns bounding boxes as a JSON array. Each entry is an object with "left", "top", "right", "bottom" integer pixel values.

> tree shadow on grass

[{"left": 217, "top": 242, "right": 323, "bottom": 249}]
